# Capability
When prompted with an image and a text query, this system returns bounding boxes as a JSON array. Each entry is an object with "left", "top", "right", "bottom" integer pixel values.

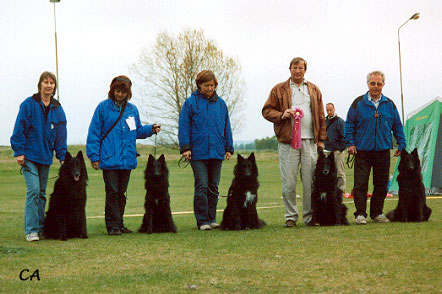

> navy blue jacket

[
  {"left": 86, "top": 98, "right": 153, "bottom": 170},
  {"left": 11, "top": 94, "right": 67, "bottom": 165},
  {"left": 178, "top": 90, "right": 234, "bottom": 160},
  {"left": 344, "top": 92, "right": 406, "bottom": 151},
  {"left": 325, "top": 115, "right": 346, "bottom": 151}
]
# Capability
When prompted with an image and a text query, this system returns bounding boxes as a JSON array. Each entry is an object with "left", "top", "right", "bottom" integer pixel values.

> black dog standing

[
  {"left": 139, "top": 154, "right": 177, "bottom": 234},
  {"left": 220, "top": 153, "right": 266, "bottom": 230},
  {"left": 386, "top": 148, "right": 432, "bottom": 222},
  {"left": 43, "top": 151, "right": 88, "bottom": 241},
  {"left": 311, "top": 149, "right": 348, "bottom": 226}
]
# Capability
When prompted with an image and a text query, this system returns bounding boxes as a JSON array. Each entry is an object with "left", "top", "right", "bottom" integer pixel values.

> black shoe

[
  {"left": 108, "top": 228, "right": 122, "bottom": 236},
  {"left": 120, "top": 227, "right": 132, "bottom": 234}
]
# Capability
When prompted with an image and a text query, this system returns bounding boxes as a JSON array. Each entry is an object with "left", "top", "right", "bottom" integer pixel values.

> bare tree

[{"left": 130, "top": 28, "right": 246, "bottom": 145}]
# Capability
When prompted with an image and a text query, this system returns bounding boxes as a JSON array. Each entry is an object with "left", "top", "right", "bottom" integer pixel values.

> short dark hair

[
  {"left": 326, "top": 103, "right": 335, "bottom": 109},
  {"left": 38, "top": 71, "right": 57, "bottom": 95},
  {"left": 108, "top": 75, "right": 132, "bottom": 101},
  {"left": 289, "top": 57, "right": 307, "bottom": 70},
  {"left": 195, "top": 70, "right": 218, "bottom": 90}
]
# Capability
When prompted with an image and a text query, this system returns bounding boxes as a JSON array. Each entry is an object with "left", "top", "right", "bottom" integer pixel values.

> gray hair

[{"left": 367, "top": 70, "right": 385, "bottom": 83}]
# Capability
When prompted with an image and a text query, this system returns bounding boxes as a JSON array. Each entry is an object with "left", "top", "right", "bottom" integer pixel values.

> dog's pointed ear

[
  {"left": 328, "top": 151, "right": 334, "bottom": 160},
  {"left": 148, "top": 154, "right": 155, "bottom": 165},
  {"left": 159, "top": 154, "right": 165, "bottom": 163},
  {"left": 412, "top": 148, "right": 418, "bottom": 155},
  {"left": 318, "top": 149, "right": 325, "bottom": 158},
  {"left": 64, "top": 152, "right": 72, "bottom": 162},
  {"left": 76, "top": 150, "right": 84, "bottom": 160},
  {"left": 248, "top": 152, "right": 255, "bottom": 162},
  {"left": 238, "top": 154, "right": 244, "bottom": 162}
]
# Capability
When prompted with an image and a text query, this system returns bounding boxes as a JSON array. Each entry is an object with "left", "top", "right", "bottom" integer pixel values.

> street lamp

[
  {"left": 398, "top": 12, "right": 419, "bottom": 124},
  {"left": 50, "top": 0, "right": 60, "bottom": 101}
]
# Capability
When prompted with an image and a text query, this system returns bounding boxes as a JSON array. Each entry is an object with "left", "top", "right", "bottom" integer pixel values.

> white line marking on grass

[{"left": 86, "top": 197, "right": 441, "bottom": 219}]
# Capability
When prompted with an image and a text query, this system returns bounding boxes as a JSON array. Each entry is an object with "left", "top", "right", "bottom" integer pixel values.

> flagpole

[{"left": 50, "top": 0, "right": 60, "bottom": 101}]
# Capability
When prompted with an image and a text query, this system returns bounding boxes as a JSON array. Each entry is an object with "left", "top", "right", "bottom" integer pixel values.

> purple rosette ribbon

[{"left": 291, "top": 108, "right": 304, "bottom": 149}]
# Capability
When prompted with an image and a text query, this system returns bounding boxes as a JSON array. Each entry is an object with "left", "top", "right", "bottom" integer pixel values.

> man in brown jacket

[{"left": 262, "top": 57, "right": 327, "bottom": 227}]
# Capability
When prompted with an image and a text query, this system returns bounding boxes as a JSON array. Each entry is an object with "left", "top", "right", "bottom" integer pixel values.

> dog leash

[
  {"left": 20, "top": 164, "right": 59, "bottom": 180},
  {"left": 346, "top": 153, "right": 355, "bottom": 169}
]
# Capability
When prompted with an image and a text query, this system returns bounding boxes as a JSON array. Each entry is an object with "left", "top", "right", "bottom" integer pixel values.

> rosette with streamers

[{"left": 291, "top": 108, "right": 304, "bottom": 149}]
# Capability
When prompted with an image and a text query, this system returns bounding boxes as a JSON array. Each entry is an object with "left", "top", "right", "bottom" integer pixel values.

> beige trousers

[{"left": 278, "top": 139, "right": 317, "bottom": 225}]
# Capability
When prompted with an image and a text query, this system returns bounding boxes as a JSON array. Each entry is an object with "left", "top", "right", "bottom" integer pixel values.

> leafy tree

[
  {"left": 130, "top": 28, "right": 246, "bottom": 145},
  {"left": 255, "top": 136, "right": 278, "bottom": 151}
]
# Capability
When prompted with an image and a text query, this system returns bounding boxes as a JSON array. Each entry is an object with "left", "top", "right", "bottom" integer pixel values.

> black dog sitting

[
  {"left": 139, "top": 154, "right": 177, "bottom": 234},
  {"left": 44, "top": 151, "right": 88, "bottom": 241},
  {"left": 311, "top": 149, "right": 348, "bottom": 226},
  {"left": 220, "top": 153, "right": 266, "bottom": 230},
  {"left": 386, "top": 148, "right": 432, "bottom": 222}
]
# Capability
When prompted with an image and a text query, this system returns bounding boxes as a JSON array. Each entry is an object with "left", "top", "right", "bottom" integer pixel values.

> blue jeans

[
  {"left": 102, "top": 170, "right": 131, "bottom": 232},
  {"left": 23, "top": 160, "right": 50, "bottom": 235},
  {"left": 190, "top": 159, "right": 222, "bottom": 228}
]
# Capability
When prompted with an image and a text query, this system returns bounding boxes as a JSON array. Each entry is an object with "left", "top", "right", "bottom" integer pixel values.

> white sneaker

[
  {"left": 355, "top": 215, "right": 367, "bottom": 225},
  {"left": 26, "top": 232, "right": 39, "bottom": 242},
  {"left": 199, "top": 224, "right": 212, "bottom": 231},
  {"left": 209, "top": 222, "right": 220, "bottom": 229},
  {"left": 373, "top": 214, "right": 390, "bottom": 223}
]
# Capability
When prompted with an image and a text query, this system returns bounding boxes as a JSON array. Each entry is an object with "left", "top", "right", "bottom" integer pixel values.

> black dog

[
  {"left": 139, "top": 154, "right": 177, "bottom": 234},
  {"left": 386, "top": 148, "right": 432, "bottom": 222},
  {"left": 311, "top": 149, "right": 348, "bottom": 226},
  {"left": 44, "top": 151, "right": 88, "bottom": 241},
  {"left": 220, "top": 153, "right": 266, "bottom": 230}
]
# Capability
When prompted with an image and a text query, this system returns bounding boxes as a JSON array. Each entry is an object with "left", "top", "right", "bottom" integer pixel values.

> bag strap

[{"left": 100, "top": 102, "right": 127, "bottom": 145}]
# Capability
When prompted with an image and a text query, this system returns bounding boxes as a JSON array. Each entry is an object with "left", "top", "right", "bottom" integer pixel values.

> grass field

[{"left": 0, "top": 145, "right": 440, "bottom": 294}]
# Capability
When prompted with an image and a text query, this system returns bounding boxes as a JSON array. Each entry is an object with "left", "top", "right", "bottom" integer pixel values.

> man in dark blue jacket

[
  {"left": 345, "top": 71, "right": 406, "bottom": 225},
  {"left": 325, "top": 103, "right": 346, "bottom": 196}
]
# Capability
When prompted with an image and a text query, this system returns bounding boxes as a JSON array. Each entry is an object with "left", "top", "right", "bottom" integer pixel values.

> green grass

[{"left": 0, "top": 145, "right": 440, "bottom": 294}]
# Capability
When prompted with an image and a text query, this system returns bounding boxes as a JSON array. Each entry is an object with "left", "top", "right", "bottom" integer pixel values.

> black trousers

[
  {"left": 103, "top": 169, "right": 131, "bottom": 232},
  {"left": 353, "top": 150, "right": 390, "bottom": 219}
]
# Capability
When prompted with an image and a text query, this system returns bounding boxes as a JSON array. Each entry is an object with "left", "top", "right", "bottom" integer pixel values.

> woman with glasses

[
  {"left": 86, "top": 75, "right": 161, "bottom": 235},
  {"left": 11, "top": 71, "right": 67, "bottom": 242}
]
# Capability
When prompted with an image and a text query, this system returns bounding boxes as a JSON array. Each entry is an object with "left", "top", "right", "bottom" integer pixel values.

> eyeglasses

[
  {"left": 115, "top": 77, "right": 132, "bottom": 85},
  {"left": 369, "top": 82, "right": 384, "bottom": 87}
]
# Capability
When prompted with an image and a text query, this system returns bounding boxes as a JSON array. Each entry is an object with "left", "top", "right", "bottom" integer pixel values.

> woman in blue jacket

[
  {"left": 86, "top": 75, "right": 160, "bottom": 235},
  {"left": 11, "top": 71, "right": 67, "bottom": 242},
  {"left": 179, "top": 70, "right": 234, "bottom": 231}
]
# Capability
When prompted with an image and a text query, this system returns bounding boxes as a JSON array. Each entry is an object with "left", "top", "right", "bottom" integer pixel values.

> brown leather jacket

[{"left": 262, "top": 78, "right": 327, "bottom": 144}]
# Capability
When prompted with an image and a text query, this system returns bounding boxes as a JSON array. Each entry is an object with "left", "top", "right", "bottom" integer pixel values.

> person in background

[
  {"left": 344, "top": 70, "right": 406, "bottom": 225},
  {"left": 11, "top": 71, "right": 67, "bottom": 242},
  {"left": 325, "top": 102, "right": 347, "bottom": 196},
  {"left": 86, "top": 75, "right": 160, "bottom": 235},
  {"left": 178, "top": 70, "right": 234, "bottom": 231},
  {"left": 262, "top": 57, "right": 327, "bottom": 228}
]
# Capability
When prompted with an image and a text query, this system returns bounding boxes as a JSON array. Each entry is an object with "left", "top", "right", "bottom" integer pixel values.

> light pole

[
  {"left": 398, "top": 12, "right": 419, "bottom": 124},
  {"left": 50, "top": 0, "right": 60, "bottom": 101}
]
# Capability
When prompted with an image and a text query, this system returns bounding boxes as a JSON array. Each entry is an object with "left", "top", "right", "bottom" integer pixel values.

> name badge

[{"left": 126, "top": 116, "right": 136, "bottom": 131}]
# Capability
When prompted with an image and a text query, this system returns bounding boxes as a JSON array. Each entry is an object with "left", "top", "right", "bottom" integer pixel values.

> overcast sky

[{"left": 1, "top": 0, "right": 441, "bottom": 146}]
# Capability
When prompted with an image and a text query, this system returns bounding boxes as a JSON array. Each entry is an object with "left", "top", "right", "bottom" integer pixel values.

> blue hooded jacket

[
  {"left": 344, "top": 92, "right": 406, "bottom": 151},
  {"left": 11, "top": 94, "right": 67, "bottom": 165},
  {"left": 178, "top": 90, "right": 234, "bottom": 160},
  {"left": 86, "top": 98, "right": 153, "bottom": 170}
]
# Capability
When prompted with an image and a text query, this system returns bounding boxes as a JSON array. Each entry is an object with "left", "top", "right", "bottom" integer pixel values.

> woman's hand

[
  {"left": 182, "top": 151, "right": 191, "bottom": 160},
  {"left": 16, "top": 155, "right": 25, "bottom": 166},
  {"left": 91, "top": 161, "right": 100, "bottom": 170},
  {"left": 153, "top": 124, "right": 161, "bottom": 134},
  {"left": 225, "top": 152, "right": 232, "bottom": 160}
]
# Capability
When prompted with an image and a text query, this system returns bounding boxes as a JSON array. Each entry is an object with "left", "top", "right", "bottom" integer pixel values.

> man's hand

[
  {"left": 317, "top": 141, "right": 325, "bottom": 149},
  {"left": 348, "top": 145, "right": 357, "bottom": 155},
  {"left": 281, "top": 109, "right": 294, "bottom": 120},
  {"left": 182, "top": 151, "right": 191, "bottom": 160},
  {"left": 394, "top": 149, "right": 401, "bottom": 157},
  {"left": 225, "top": 152, "right": 232, "bottom": 160},
  {"left": 91, "top": 161, "right": 100, "bottom": 170}
]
